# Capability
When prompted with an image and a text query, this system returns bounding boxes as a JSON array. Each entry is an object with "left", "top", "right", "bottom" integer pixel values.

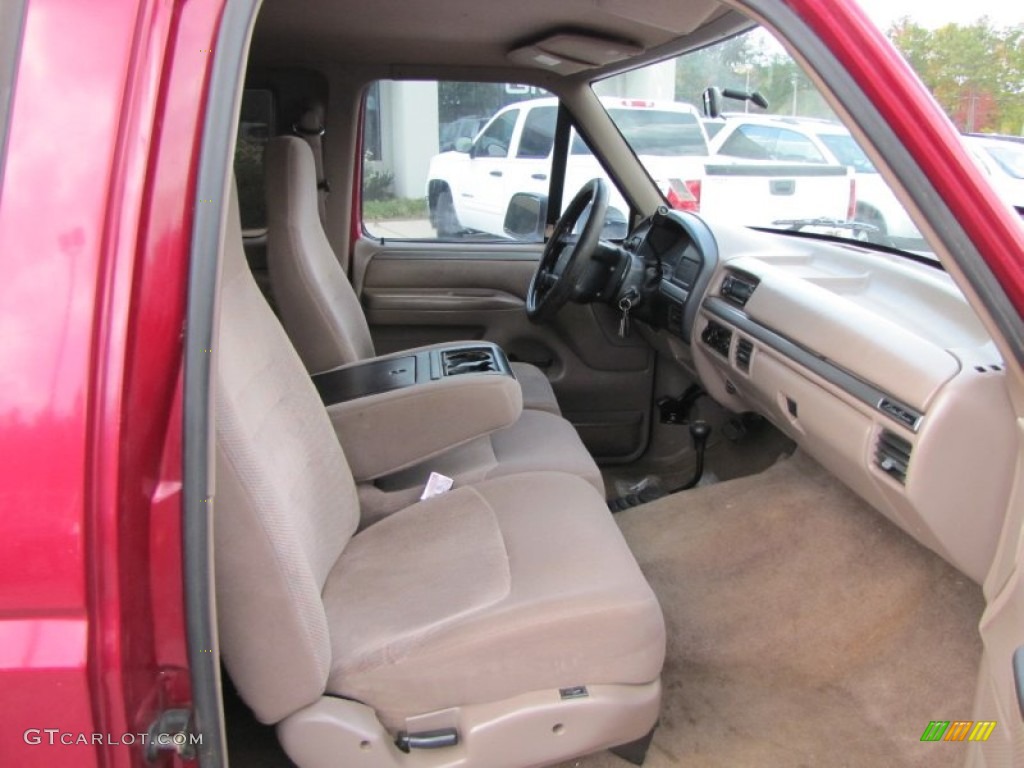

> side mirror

[
  {"left": 503, "top": 193, "right": 548, "bottom": 242},
  {"left": 573, "top": 202, "right": 629, "bottom": 241},
  {"left": 454, "top": 136, "right": 473, "bottom": 153},
  {"left": 601, "top": 207, "right": 629, "bottom": 241},
  {"left": 721, "top": 87, "right": 769, "bottom": 110},
  {"left": 702, "top": 87, "right": 723, "bottom": 118}
]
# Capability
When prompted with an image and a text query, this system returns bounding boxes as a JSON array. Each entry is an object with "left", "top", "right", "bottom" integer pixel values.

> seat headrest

[{"left": 265, "top": 136, "right": 321, "bottom": 232}]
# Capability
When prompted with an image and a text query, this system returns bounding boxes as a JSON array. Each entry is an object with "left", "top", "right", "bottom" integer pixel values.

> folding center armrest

[{"left": 312, "top": 344, "right": 524, "bottom": 481}]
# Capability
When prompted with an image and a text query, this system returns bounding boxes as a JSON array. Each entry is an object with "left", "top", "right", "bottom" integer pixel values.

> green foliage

[
  {"left": 674, "top": 31, "right": 831, "bottom": 119},
  {"left": 363, "top": 197, "right": 427, "bottom": 221},
  {"left": 362, "top": 169, "right": 395, "bottom": 201},
  {"left": 670, "top": 22, "right": 1022, "bottom": 134},
  {"left": 234, "top": 139, "right": 266, "bottom": 229},
  {"left": 754, "top": 58, "right": 830, "bottom": 119},
  {"left": 888, "top": 17, "right": 1024, "bottom": 134},
  {"left": 674, "top": 35, "right": 759, "bottom": 107}
]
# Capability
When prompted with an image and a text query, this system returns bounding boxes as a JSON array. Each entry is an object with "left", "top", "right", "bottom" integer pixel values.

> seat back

[
  {"left": 215, "top": 184, "right": 361, "bottom": 724},
  {"left": 265, "top": 136, "right": 375, "bottom": 374}
]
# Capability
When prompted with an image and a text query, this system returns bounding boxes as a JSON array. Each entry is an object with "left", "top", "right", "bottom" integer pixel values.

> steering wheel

[{"left": 526, "top": 178, "right": 609, "bottom": 322}]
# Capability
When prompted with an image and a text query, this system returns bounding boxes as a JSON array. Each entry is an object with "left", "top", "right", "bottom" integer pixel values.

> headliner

[{"left": 251, "top": 0, "right": 753, "bottom": 78}]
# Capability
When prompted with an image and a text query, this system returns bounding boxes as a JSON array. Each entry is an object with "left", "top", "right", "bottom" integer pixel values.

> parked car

[
  {"left": 427, "top": 97, "right": 854, "bottom": 238},
  {"left": 438, "top": 115, "right": 487, "bottom": 152},
  {"left": 710, "top": 114, "right": 924, "bottom": 247},
  {"left": 963, "top": 134, "right": 1024, "bottom": 211},
  {"left": 3, "top": 1, "right": 1024, "bottom": 768}
]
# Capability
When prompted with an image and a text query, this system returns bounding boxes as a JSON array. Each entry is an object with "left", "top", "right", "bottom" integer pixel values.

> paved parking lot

[{"left": 364, "top": 218, "right": 435, "bottom": 239}]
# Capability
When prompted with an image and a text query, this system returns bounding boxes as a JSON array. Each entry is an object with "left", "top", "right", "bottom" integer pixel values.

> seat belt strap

[{"left": 293, "top": 105, "right": 329, "bottom": 225}]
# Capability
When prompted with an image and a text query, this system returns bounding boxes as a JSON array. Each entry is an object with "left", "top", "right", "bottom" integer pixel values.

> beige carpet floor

[
  {"left": 603, "top": 413, "right": 796, "bottom": 503},
  {"left": 563, "top": 451, "right": 984, "bottom": 768}
]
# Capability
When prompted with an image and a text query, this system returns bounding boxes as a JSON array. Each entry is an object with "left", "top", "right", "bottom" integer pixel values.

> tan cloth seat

[
  {"left": 214, "top": 185, "right": 665, "bottom": 763},
  {"left": 324, "top": 472, "right": 665, "bottom": 730},
  {"left": 265, "top": 135, "right": 559, "bottom": 415},
  {"left": 264, "top": 136, "right": 603, "bottom": 508},
  {"left": 359, "top": 407, "right": 604, "bottom": 524}
]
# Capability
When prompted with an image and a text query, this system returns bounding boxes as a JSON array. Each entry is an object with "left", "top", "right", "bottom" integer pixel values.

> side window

[
  {"left": 774, "top": 127, "right": 826, "bottom": 163},
  {"left": 475, "top": 109, "right": 518, "bottom": 158},
  {"left": 516, "top": 106, "right": 556, "bottom": 159},
  {"left": 570, "top": 131, "right": 593, "bottom": 156},
  {"left": 360, "top": 80, "right": 557, "bottom": 242},
  {"left": 607, "top": 107, "right": 709, "bottom": 156},
  {"left": 718, "top": 124, "right": 775, "bottom": 160},
  {"left": 234, "top": 89, "right": 274, "bottom": 231}
]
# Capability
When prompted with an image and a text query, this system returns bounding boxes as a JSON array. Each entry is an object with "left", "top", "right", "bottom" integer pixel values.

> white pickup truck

[
  {"left": 426, "top": 97, "right": 855, "bottom": 238},
  {"left": 707, "top": 114, "right": 923, "bottom": 248}
]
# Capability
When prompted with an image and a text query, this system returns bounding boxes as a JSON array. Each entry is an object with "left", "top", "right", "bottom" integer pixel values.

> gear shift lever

[
  {"left": 672, "top": 420, "right": 711, "bottom": 492},
  {"left": 608, "top": 419, "right": 712, "bottom": 511}
]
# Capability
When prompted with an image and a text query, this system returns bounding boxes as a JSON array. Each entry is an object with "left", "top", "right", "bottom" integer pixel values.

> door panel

[
  {"left": 354, "top": 238, "right": 654, "bottom": 461},
  {"left": 363, "top": 288, "right": 524, "bottom": 312},
  {"left": 969, "top": 418, "right": 1024, "bottom": 766}
]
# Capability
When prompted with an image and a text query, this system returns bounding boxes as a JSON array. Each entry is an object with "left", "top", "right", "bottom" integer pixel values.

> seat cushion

[
  {"left": 510, "top": 361, "right": 560, "bottom": 415},
  {"left": 358, "top": 409, "right": 605, "bottom": 525},
  {"left": 487, "top": 409, "right": 601, "bottom": 493},
  {"left": 322, "top": 472, "right": 665, "bottom": 729}
]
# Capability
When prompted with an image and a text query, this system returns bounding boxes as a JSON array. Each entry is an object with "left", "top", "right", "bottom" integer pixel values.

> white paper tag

[{"left": 419, "top": 471, "right": 455, "bottom": 500}]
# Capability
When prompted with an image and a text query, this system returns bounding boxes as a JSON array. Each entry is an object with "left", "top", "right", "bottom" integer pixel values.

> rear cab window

[{"left": 234, "top": 89, "right": 274, "bottom": 231}]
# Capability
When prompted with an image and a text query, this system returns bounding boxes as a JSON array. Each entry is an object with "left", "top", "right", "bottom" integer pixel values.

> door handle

[
  {"left": 489, "top": 170, "right": 503, "bottom": 177},
  {"left": 531, "top": 173, "right": 548, "bottom": 181}
]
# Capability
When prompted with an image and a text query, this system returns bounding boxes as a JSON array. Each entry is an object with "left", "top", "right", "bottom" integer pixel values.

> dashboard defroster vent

[
  {"left": 874, "top": 429, "right": 912, "bottom": 484},
  {"left": 736, "top": 338, "right": 753, "bottom": 372}
]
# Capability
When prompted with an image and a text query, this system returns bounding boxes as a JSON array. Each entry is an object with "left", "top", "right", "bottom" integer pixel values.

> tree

[
  {"left": 888, "top": 17, "right": 1024, "bottom": 134},
  {"left": 674, "top": 31, "right": 831, "bottom": 118},
  {"left": 674, "top": 34, "right": 760, "bottom": 108}
]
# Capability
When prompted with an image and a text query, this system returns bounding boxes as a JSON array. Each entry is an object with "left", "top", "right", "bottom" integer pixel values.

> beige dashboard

[{"left": 667, "top": 226, "right": 1015, "bottom": 583}]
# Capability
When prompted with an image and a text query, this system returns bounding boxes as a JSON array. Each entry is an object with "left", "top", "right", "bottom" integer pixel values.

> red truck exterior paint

[
  {"left": 0, "top": 1, "right": 1020, "bottom": 767},
  {"left": 0, "top": 0, "right": 224, "bottom": 765}
]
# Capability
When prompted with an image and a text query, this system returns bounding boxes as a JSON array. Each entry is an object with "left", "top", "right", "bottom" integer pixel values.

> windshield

[{"left": 595, "top": 18, "right": 1023, "bottom": 259}]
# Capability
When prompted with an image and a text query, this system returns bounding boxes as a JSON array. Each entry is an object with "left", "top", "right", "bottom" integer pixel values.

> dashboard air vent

[
  {"left": 721, "top": 272, "right": 759, "bottom": 307},
  {"left": 701, "top": 320, "right": 732, "bottom": 358},
  {"left": 874, "top": 429, "right": 912, "bottom": 484},
  {"left": 735, "top": 338, "right": 753, "bottom": 372},
  {"left": 667, "top": 303, "right": 684, "bottom": 335}
]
